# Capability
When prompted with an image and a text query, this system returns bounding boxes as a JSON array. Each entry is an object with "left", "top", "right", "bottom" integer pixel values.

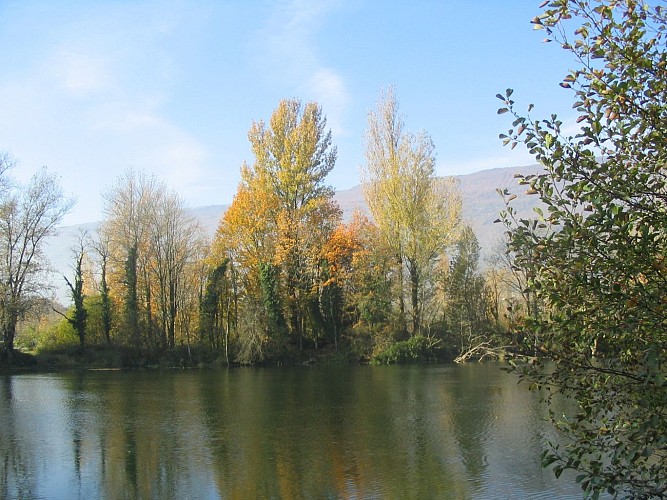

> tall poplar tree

[
  {"left": 245, "top": 99, "right": 340, "bottom": 349},
  {"left": 212, "top": 99, "right": 340, "bottom": 357},
  {"left": 363, "top": 88, "right": 461, "bottom": 337}
]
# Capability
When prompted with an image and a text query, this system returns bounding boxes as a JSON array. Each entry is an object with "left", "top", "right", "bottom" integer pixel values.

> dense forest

[{"left": 0, "top": 89, "right": 527, "bottom": 368}]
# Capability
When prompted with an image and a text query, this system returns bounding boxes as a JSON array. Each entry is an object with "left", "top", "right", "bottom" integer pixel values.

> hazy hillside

[
  {"left": 330, "top": 163, "right": 545, "bottom": 259},
  {"left": 457, "top": 164, "right": 545, "bottom": 257},
  {"left": 48, "top": 163, "right": 544, "bottom": 303}
]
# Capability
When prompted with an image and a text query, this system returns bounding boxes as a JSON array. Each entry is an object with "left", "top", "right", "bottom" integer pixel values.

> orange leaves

[
  {"left": 322, "top": 222, "right": 361, "bottom": 276},
  {"left": 322, "top": 212, "right": 379, "bottom": 286},
  {"left": 214, "top": 185, "right": 279, "bottom": 271}
]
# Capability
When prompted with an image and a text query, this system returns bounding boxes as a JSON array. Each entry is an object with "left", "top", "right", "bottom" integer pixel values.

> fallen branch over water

[{"left": 454, "top": 341, "right": 511, "bottom": 363}]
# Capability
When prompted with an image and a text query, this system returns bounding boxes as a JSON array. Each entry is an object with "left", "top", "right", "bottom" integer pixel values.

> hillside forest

[{"left": 1, "top": 89, "right": 526, "bottom": 367}]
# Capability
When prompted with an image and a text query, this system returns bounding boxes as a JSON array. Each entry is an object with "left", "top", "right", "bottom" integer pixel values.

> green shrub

[{"left": 371, "top": 335, "right": 439, "bottom": 365}]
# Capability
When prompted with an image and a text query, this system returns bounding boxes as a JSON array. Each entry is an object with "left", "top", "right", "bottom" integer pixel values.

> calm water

[{"left": 0, "top": 363, "right": 582, "bottom": 499}]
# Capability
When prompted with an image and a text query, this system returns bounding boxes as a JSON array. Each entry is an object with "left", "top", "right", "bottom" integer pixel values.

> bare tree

[
  {"left": 102, "top": 168, "right": 206, "bottom": 350},
  {"left": 148, "top": 190, "right": 204, "bottom": 348},
  {"left": 0, "top": 165, "right": 73, "bottom": 361},
  {"left": 101, "top": 169, "right": 160, "bottom": 347}
]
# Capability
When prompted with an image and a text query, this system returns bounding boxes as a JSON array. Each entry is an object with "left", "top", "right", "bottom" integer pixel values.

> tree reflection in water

[{"left": 0, "top": 364, "right": 582, "bottom": 499}]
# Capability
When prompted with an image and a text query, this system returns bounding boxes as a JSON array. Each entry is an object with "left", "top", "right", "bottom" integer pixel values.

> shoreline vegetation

[
  {"left": 1, "top": 336, "right": 513, "bottom": 374},
  {"left": 3, "top": 92, "right": 517, "bottom": 376}
]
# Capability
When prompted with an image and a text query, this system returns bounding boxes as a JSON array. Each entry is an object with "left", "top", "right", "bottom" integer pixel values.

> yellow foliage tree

[
  {"left": 363, "top": 88, "right": 462, "bottom": 337},
  {"left": 211, "top": 99, "right": 340, "bottom": 358}
]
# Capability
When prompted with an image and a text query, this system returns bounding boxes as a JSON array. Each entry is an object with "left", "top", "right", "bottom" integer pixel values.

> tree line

[{"left": 1, "top": 90, "right": 531, "bottom": 366}]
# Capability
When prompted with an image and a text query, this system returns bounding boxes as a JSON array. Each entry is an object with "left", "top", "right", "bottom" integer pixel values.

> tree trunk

[
  {"left": 168, "top": 279, "right": 177, "bottom": 348},
  {"left": 409, "top": 261, "right": 420, "bottom": 336},
  {"left": 397, "top": 253, "right": 408, "bottom": 339},
  {"left": 125, "top": 245, "right": 140, "bottom": 348},
  {"left": 1, "top": 309, "right": 18, "bottom": 364}
]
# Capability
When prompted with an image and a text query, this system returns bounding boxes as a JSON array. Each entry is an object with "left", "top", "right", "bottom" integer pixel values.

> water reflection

[{"left": 0, "top": 364, "right": 582, "bottom": 499}]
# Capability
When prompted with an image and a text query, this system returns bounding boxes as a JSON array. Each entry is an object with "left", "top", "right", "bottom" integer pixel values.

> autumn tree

[
  {"left": 321, "top": 218, "right": 364, "bottom": 350},
  {"left": 363, "top": 88, "right": 461, "bottom": 337},
  {"left": 211, "top": 99, "right": 341, "bottom": 361},
  {"left": 248, "top": 99, "right": 340, "bottom": 349},
  {"left": 322, "top": 211, "right": 394, "bottom": 356},
  {"left": 498, "top": 1, "right": 667, "bottom": 496},
  {"left": 101, "top": 169, "right": 205, "bottom": 350},
  {"left": 210, "top": 185, "right": 278, "bottom": 362}
]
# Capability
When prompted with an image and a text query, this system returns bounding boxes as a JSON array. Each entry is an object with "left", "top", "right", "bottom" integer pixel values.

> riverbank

[{"left": 0, "top": 344, "right": 364, "bottom": 373}]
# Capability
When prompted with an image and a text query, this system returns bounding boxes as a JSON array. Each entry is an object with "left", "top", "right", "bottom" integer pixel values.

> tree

[
  {"left": 199, "top": 259, "right": 236, "bottom": 363},
  {"left": 363, "top": 87, "right": 461, "bottom": 337},
  {"left": 147, "top": 189, "right": 204, "bottom": 348},
  {"left": 445, "top": 226, "right": 488, "bottom": 354},
  {"left": 61, "top": 232, "right": 88, "bottom": 349},
  {"left": 321, "top": 218, "right": 365, "bottom": 350},
  {"left": 498, "top": 1, "right": 667, "bottom": 496},
  {"left": 213, "top": 98, "right": 341, "bottom": 358},
  {"left": 247, "top": 99, "right": 340, "bottom": 349},
  {"left": 322, "top": 211, "right": 395, "bottom": 356},
  {"left": 91, "top": 232, "right": 113, "bottom": 344},
  {"left": 0, "top": 164, "right": 73, "bottom": 361},
  {"left": 101, "top": 169, "right": 205, "bottom": 350},
  {"left": 210, "top": 184, "right": 279, "bottom": 361},
  {"left": 102, "top": 169, "right": 155, "bottom": 347}
]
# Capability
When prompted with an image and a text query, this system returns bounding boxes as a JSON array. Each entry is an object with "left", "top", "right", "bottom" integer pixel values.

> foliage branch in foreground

[{"left": 498, "top": 0, "right": 667, "bottom": 497}]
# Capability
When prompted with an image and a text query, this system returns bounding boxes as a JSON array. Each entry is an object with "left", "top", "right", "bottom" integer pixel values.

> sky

[{"left": 0, "top": 0, "right": 578, "bottom": 226}]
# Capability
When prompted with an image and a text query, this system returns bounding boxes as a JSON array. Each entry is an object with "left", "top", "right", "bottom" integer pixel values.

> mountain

[{"left": 48, "top": 163, "right": 544, "bottom": 302}]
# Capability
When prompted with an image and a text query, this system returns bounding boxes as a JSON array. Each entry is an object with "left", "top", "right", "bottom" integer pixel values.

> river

[{"left": 0, "top": 363, "right": 582, "bottom": 499}]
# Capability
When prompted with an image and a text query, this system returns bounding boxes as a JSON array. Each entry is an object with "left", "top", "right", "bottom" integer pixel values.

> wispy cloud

[
  {"left": 52, "top": 50, "right": 113, "bottom": 97},
  {"left": 253, "top": 0, "right": 350, "bottom": 134},
  {"left": 0, "top": 1, "right": 213, "bottom": 222}
]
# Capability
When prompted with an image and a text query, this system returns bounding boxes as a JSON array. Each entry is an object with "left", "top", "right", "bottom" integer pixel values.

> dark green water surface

[{"left": 0, "top": 363, "right": 581, "bottom": 499}]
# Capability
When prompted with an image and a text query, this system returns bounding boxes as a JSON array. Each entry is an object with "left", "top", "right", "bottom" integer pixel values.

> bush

[
  {"left": 24, "top": 318, "right": 79, "bottom": 352},
  {"left": 371, "top": 335, "right": 439, "bottom": 365}
]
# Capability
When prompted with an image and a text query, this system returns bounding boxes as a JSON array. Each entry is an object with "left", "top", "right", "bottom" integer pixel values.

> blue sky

[{"left": 0, "top": 0, "right": 577, "bottom": 225}]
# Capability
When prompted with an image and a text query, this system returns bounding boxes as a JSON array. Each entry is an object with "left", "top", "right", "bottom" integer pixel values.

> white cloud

[
  {"left": 308, "top": 68, "right": 349, "bottom": 135},
  {"left": 253, "top": 0, "right": 350, "bottom": 132},
  {"left": 52, "top": 49, "right": 113, "bottom": 97}
]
